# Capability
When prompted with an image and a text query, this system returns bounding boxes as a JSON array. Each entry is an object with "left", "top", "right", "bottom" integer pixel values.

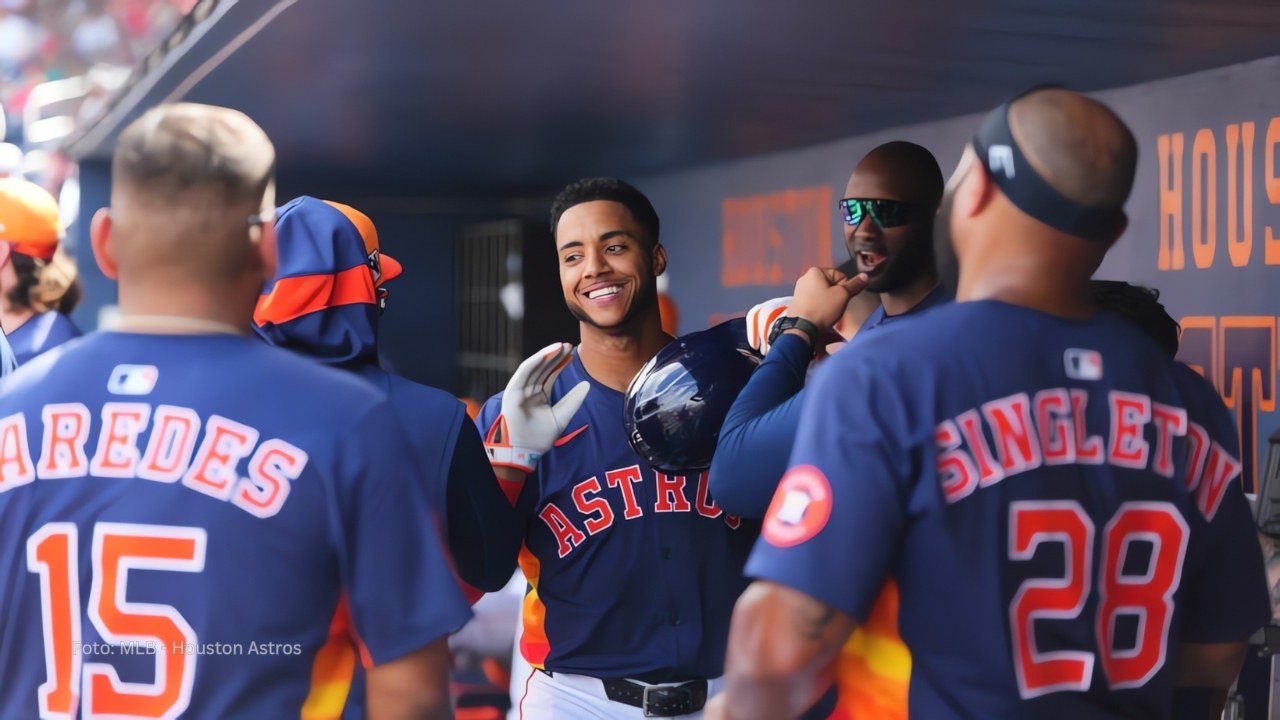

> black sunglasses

[{"left": 839, "top": 198, "right": 920, "bottom": 229}]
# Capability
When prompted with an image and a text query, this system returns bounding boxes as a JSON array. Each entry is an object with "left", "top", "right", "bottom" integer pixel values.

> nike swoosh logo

[{"left": 554, "top": 424, "right": 590, "bottom": 447}]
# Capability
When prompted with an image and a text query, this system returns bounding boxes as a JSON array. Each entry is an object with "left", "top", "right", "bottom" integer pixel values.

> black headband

[{"left": 971, "top": 96, "right": 1125, "bottom": 242}]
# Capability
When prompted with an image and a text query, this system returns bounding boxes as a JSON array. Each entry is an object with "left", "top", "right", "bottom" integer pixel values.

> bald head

[
  {"left": 109, "top": 103, "right": 276, "bottom": 285},
  {"left": 944, "top": 88, "right": 1137, "bottom": 313},
  {"left": 1008, "top": 88, "right": 1137, "bottom": 210},
  {"left": 846, "top": 141, "right": 944, "bottom": 209}
]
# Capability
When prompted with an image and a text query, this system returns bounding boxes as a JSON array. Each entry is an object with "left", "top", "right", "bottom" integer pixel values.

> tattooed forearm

[{"left": 792, "top": 601, "right": 837, "bottom": 641}]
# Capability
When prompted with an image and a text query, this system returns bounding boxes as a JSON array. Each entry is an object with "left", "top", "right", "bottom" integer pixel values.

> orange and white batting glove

[
  {"left": 745, "top": 296, "right": 792, "bottom": 356},
  {"left": 484, "top": 342, "right": 590, "bottom": 474}
]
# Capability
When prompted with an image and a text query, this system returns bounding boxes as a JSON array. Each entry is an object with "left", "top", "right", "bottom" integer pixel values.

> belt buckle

[{"left": 641, "top": 685, "right": 689, "bottom": 718}]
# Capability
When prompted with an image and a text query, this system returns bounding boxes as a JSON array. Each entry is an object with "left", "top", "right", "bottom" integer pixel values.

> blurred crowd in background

[{"left": 0, "top": 0, "right": 192, "bottom": 212}]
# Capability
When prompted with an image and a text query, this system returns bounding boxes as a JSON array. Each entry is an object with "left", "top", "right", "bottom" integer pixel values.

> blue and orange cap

[
  {"left": 253, "top": 197, "right": 405, "bottom": 365},
  {"left": 253, "top": 196, "right": 402, "bottom": 328}
]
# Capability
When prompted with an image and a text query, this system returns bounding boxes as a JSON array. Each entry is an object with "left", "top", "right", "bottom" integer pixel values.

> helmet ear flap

[{"left": 623, "top": 318, "right": 758, "bottom": 472}]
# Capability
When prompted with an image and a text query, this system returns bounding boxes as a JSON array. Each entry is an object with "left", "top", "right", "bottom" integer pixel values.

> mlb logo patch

[
  {"left": 1064, "top": 349, "right": 1103, "bottom": 380},
  {"left": 108, "top": 365, "right": 159, "bottom": 395}
]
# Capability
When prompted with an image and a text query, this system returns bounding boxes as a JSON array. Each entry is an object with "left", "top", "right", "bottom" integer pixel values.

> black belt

[{"left": 601, "top": 677, "right": 708, "bottom": 717}]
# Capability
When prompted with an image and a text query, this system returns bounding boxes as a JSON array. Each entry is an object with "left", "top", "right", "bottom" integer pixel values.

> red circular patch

[{"left": 762, "top": 465, "right": 834, "bottom": 548}]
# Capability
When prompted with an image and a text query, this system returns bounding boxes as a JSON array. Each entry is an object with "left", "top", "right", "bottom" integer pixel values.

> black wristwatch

[{"left": 767, "top": 316, "right": 822, "bottom": 350}]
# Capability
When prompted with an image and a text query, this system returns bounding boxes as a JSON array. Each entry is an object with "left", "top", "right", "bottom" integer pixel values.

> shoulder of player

[
  {"left": 238, "top": 341, "right": 393, "bottom": 414},
  {"left": 0, "top": 334, "right": 80, "bottom": 398},
  {"left": 48, "top": 311, "right": 81, "bottom": 337},
  {"left": 380, "top": 373, "right": 468, "bottom": 421},
  {"left": 382, "top": 372, "right": 464, "bottom": 405},
  {"left": 1170, "top": 362, "right": 1236, "bottom": 428},
  {"left": 810, "top": 306, "right": 973, "bottom": 399},
  {"left": 844, "top": 302, "right": 967, "bottom": 357},
  {"left": 1166, "top": 360, "right": 1208, "bottom": 389}
]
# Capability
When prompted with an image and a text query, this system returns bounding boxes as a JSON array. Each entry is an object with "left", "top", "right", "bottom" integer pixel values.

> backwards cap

[{"left": 0, "top": 177, "right": 62, "bottom": 261}]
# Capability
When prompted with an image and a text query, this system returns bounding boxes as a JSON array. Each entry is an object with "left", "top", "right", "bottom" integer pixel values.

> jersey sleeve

[
  {"left": 337, "top": 399, "right": 473, "bottom": 665},
  {"left": 1182, "top": 485, "right": 1272, "bottom": 643},
  {"left": 1178, "top": 375, "right": 1271, "bottom": 643},
  {"left": 745, "top": 349, "right": 914, "bottom": 622},
  {"left": 710, "top": 333, "right": 813, "bottom": 518},
  {"left": 446, "top": 419, "right": 525, "bottom": 592}
]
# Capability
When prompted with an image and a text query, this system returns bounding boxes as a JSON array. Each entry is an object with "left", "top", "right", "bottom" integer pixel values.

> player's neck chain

[{"left": 107, "top": 314, "right": 247, "bottom": 336}]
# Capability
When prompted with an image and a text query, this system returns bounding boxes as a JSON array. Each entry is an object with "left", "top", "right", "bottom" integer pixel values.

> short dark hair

[
  {"left": 1089, "top": 280, "right": 1181, "bottom": 358},
  {"left": 550, "top": 178, "right": 660, "bottom": 246}
]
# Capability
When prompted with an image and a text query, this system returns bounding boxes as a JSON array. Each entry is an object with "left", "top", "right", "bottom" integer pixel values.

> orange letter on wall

[
  {"left": 1157, "top": 133, "right": 1184, "bottom": 270},
  {"left": 722, "top": 198, "right": 750, "bottom": 287},
  {"left": 1266, "top": 117, "right": 1280, "bottom": 265},
  {"left": 722, "top": 187, "right": 833, "bottom": 287},
  {"left": 1226, "top": 123, "right": 1255, "bottom": 267},
  {"left": 1191, "top": 129, "right": 1216, "bottom": 269}
]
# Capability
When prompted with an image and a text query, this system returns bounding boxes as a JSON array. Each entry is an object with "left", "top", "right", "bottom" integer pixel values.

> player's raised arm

[
  {"left": 460, "top": 342, "right": 589, "bottom": 594},
  {"left": 711, "top": 268, "right": 866, "bottom": 517},
  {"left": 444, "top": 416, "right": 528, "bottom": 593}
]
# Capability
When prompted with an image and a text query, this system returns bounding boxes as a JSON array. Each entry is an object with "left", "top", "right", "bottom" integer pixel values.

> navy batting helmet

[{"left": 624, "top": 318, "right": 762, "bottom": 473}]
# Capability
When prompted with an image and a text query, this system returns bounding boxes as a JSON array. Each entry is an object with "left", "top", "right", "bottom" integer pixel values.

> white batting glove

[
  {"left": 745, "top": 296, "right": 792, "bottom": 356},
  {"left": 484, "top": 343, "right": 590, "bottom": 473}
]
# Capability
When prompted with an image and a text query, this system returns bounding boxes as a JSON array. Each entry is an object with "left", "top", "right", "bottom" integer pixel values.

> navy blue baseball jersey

[
  {"left": 478, "top": 350, "right": 758, "bottom": 682},
  {"left": 855, "top": 283, "right": 953, "bottom": 337},
  {"left": 749, "top": 300, "right": 1270, "bottom": 719},
  {"left": 0, "top": 331, "right": 471, "bottom": 718},
  {"left": 8, "top": 309, "right": 81, "bottom": 365}
]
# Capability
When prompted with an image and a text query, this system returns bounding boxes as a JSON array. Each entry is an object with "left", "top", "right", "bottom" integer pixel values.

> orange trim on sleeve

[{"left": 301, "top": 594, "right": 358, "bottom": 720}]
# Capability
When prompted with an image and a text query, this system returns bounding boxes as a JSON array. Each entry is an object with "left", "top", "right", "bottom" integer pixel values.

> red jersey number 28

[
  {"left": 1007, "top": 500, "right": 1189, "bottom": 699},
  {"left": 26, "top": 522, "right": 207, "bottom": 719}
]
